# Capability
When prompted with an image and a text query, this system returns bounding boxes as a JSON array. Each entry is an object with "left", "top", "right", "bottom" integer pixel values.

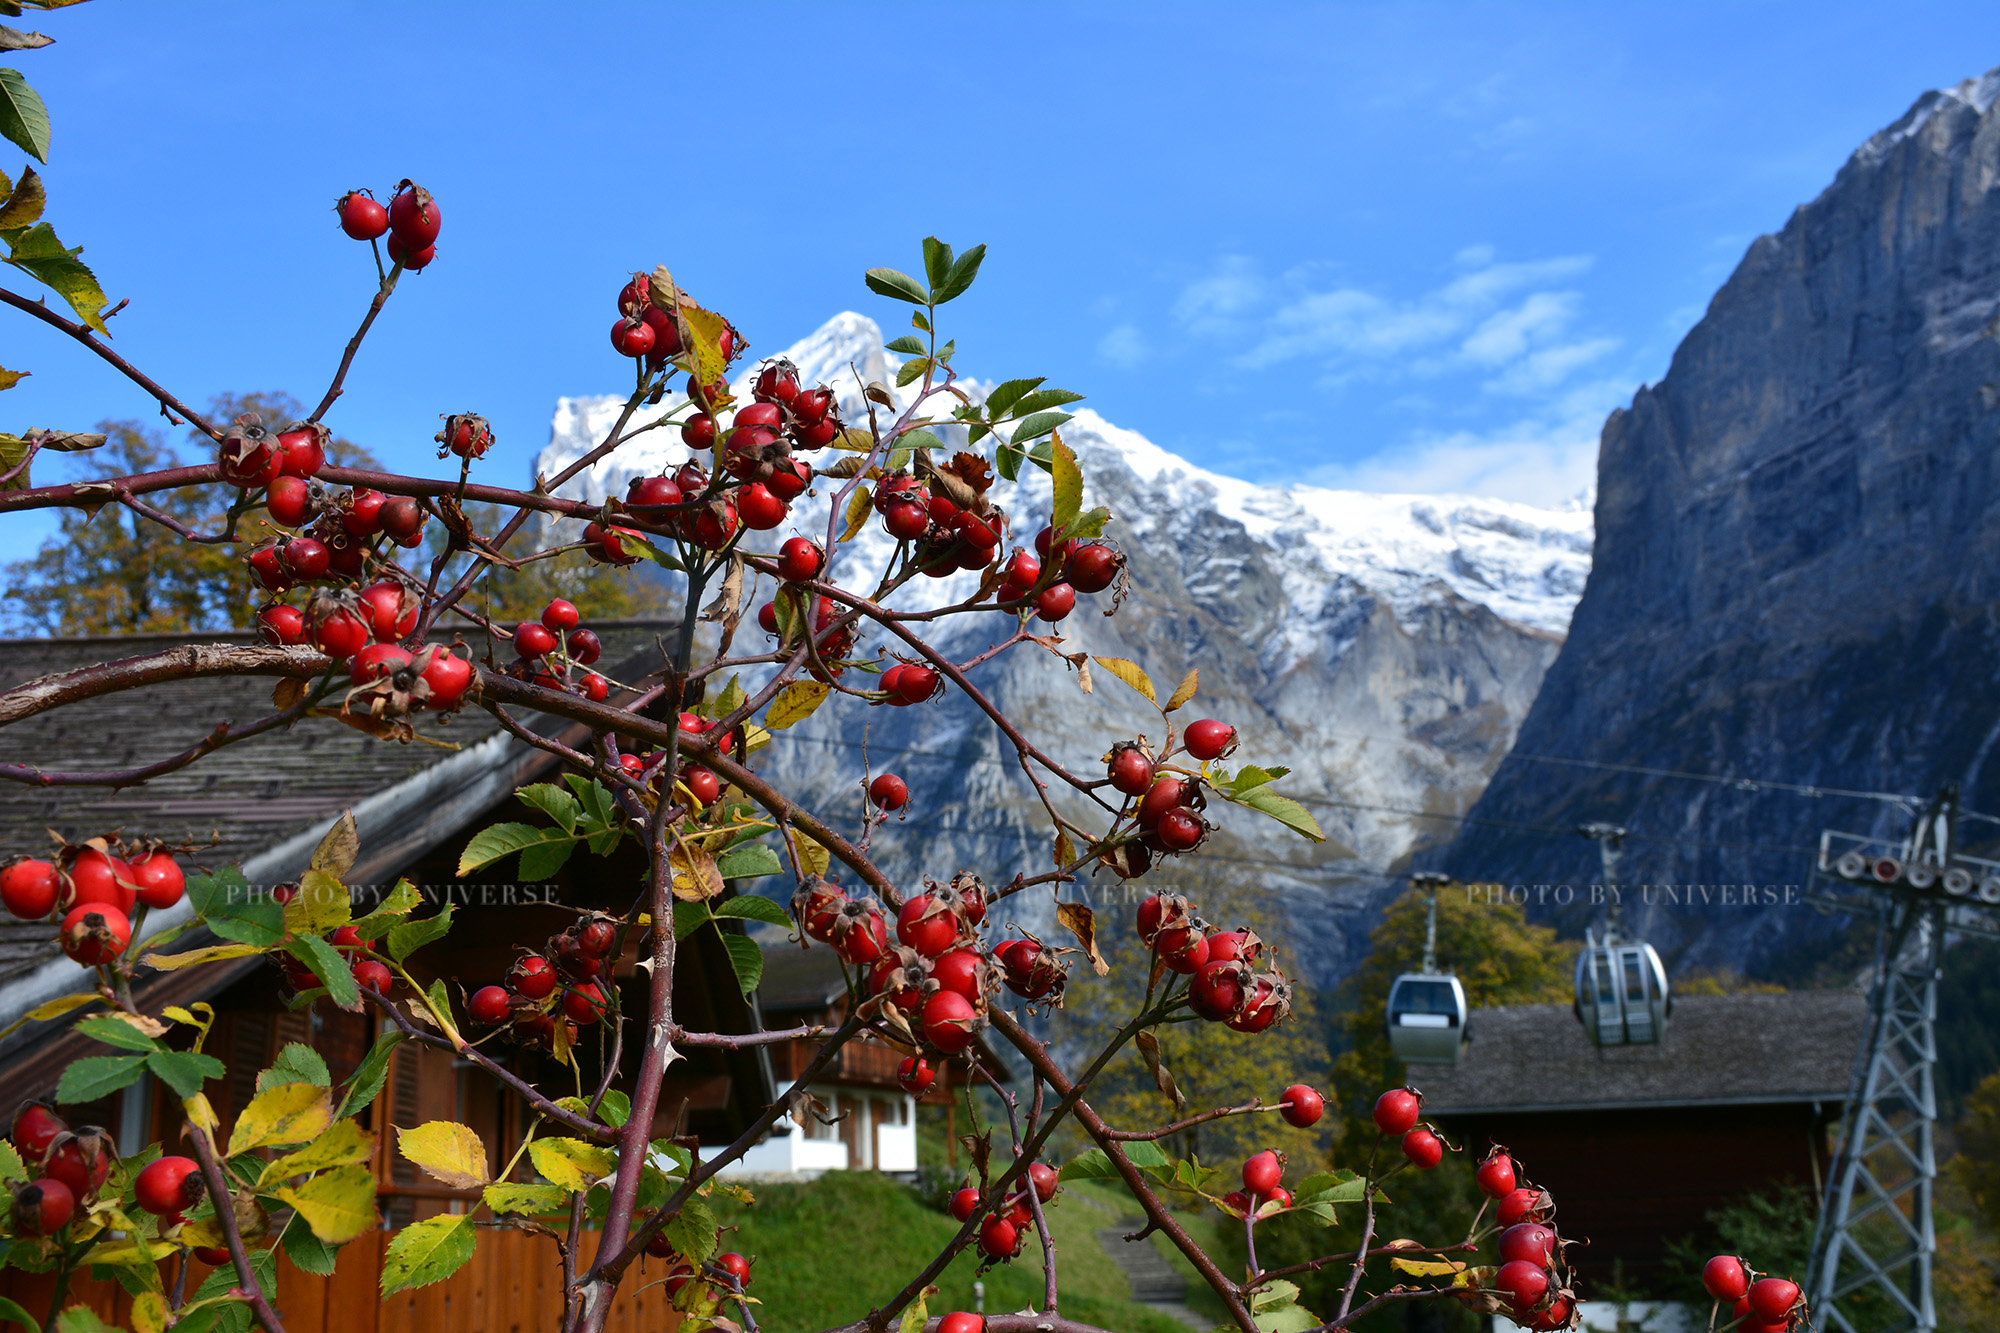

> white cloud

[
  {"left": 1301, "top": 375, "right": 1629, "bottom": 506},
  {"left": 1171, "top": 255, "right": 1266, "bottom": 337},
  {"left": 1460, "top": 291, "right": 1579, "bottom": 364},
  {"left": 1483, "top": 336, "right": 1619, "bottom": 395},
  {"left": 1097, "top": 323, "right": 1149, "bottom": 369}
]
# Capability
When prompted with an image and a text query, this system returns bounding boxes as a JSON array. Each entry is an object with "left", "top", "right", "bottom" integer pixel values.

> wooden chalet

[
  {"left": 735, "top": 943, "right": 1008, "bottom": 1177},
  {"left": 0, "top": 625, "right": 782, "bottom": 1327},
  {"left": 1417, "top": 990, "right": 1867, "bottom": 1295}
]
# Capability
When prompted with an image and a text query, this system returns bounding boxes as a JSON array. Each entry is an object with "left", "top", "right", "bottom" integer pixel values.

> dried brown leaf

[
  {"left": 1135, "top": 1029, "right": 1186, "bottom": 1112},
  {"left": 1056, "top": 900, "right": 1108, "bottom": 976}
]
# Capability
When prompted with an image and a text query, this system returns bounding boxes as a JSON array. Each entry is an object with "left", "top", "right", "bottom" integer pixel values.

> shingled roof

[
  {"left": 1418, "top": 990, "right": 1869, "bottom": 1115},
  {"left": 0, "top": 622, "right": 677, "bottom": 1013}
]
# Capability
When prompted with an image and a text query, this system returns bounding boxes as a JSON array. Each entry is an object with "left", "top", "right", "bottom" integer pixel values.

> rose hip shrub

[{"left": 0, "top": 81, "right": 1682, "bottom": 1331}]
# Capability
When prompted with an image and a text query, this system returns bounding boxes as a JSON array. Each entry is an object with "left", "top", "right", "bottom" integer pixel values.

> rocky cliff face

[
  {"left": 536, "top": 317, "right": 1592, "bottom": 984},
  {"left": 1434, "top": 68, "right": 2000, "bottom": 975}
]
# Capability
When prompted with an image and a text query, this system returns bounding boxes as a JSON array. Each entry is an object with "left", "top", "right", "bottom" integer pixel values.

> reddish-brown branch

[
  {"left": 309, "top": 264, "right": 401, "bottom": 422},
  {"left": 1101, "top": 1099, "right": 1272, "bottom": 1140},
  {"left": 185, "top": 1122, "right": 288, "bottom": 1333},
  {"left": 987, "top": 1008, "right": 1260, "bottom": 1333},
  {"left": 0, "top": 284, "right": 221, "bottom": 438},
  {"left": 0, "top": 643, "right": 326, "bottom": 727}
]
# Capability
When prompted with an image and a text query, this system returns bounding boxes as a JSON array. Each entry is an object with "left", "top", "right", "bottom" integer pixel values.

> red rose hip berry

[
  {"left": 1372, "top": 1087, "right": 1422, "bottom": 1137},
  {"left": 1401, "top": 1128, "right": 1444, "bottom": 1169},
  {"left": 1241, "top": 1150, "right": 1283, "bottom": 1198},
  {"left": 336, "top": 190, "right": 389, "bottom": 240},
  {"left": 133, "top": 1156, "right": 205, "bottom": 1215},
  {"left": 1280, "top": 1085, "right": 1324, "bottom": 1128},
  {"left": 869, "top": 773, "right": 909, "bottom": 811},
  {"left": 469, "top": 985, "right": 511, "bottom": 1025},
  {"left": 1, "top": 860, "right": 60, "bottom": 919},
  {"left": 1183, "top": 718, "right": 1237, "bottom": 761},
  {"left": 777, "top": 537, "right": 823, "bottom": 582}
]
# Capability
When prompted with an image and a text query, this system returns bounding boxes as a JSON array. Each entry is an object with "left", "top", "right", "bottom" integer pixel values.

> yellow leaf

[
  {"left": 1164, "top": 667, "right": 1199, "bottom": 712},
  {"left": 276, "top": 1164, "right": 379, "bottom": 1244},
  {"left": 841, "top": 484, "right": 873, "bottom": 542},
  {"left": 0, "top": 990, "right": 97, "bottom": 1040},
  {"left": 227, "top": 1083, "right": 332, "bottom": 1156},
  {"left": 183, "top": 1093, "right": 218, "bottom": 1136},
  {"left": 528, "top": 1137, "right": 615, "bottom": 1192},
  {"left": 310, "top": 809, "right": 360, "bottom": 879},
  {"left": 1390, "top": 1257, "right": 1467, "bottom": 1277},
  {"left": 396, "top": 1121, "right": 490, "bottom": 1189},
  {"left": 1056, "top": 901, "right": 1109, "bottom": 976},
  {"left": 131, "top": 1292, "right": 167, "bottom": 1333},
  {"left": 179, "top": 1213, "right": 228, "bottom": 1250},
  {"left": 669, "top": 844, "right": 724, "bottom": 903},
  {"left": 742, "top": 722, "right": 772, "bottom": 752},
  {"left": 766, "top": 680, "right": 830, "bottom": 730},
  {"left": 1091, "top": 656, "right": 1155, "bottom": 703},
  {"left": 680, "top": 304, "right": 732, "bottom": 387},
  {"left": 786, "top": 828, "right": 830, "bottom": 877},
  {"left": 142, "top": 943, "right": 264, "bottom": 971},
  {"left": 259, "top": 1118, "right": 377, "bottom": 1187},
  {"left": 285, "top": 868, "right": 352, "bottom": 935}
]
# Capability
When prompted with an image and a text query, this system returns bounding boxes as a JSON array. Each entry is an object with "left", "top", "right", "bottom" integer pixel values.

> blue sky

[{"left": 4, "top": 2, "right": 1998, "bottom": 562}]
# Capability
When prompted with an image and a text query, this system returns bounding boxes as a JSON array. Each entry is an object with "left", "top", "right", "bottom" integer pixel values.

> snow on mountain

[{"left": 533, "top": 313, "right": 1594, "bottom": 985}]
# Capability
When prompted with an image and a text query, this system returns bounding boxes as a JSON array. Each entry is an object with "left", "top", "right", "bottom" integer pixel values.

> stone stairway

[{"left": 1096, "top": 1219, "right": 1207, "bottom": 1328}]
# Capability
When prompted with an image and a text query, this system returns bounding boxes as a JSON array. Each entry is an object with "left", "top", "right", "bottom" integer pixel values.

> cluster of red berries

[
  {"left": 948, "top": 1160, "right": 1061, "bottom": 1263},
  {"left": 466, "top": 913, "right": 621, "bottom": 1052},
  {"left": 1371, "top": 1087, "right": 1447, "bottom": 1170},
  {"left": 791, "top": 872, "right": 996, "bottom": 1056},
  {"left": 334, "top": 180, "right": 442, "bottom": 271},
  {"left": 274, "top": 921, "right": 395, "bottom": 998},
  {"left": 221, "top": 413, "right": 429, "bottom": 588},
  {"left": 602, "top": 709, "right": 736, "bottom": 808},
  {"left": 6, "top": 1106, "right": 231, "bottom": 1262},
  {"left": 1702, "top": 1256, "right": 1805, "bottom": 1332},
  {"left": 1219, "top": 1148, "right": 1295, "bottom": 1217},
  {"left": 257, "top": 577, "right": 473, "bottom": 712},
  {"left": 1446, "top": 1137, "right": 1577, "bottom": 1329},
  {"left": 1098, "top": 717, "right": 1238, "bottom": 880},
  {"left": 3, "top": 841, "right": 185, "bottom": 969},
  {"left": 1138, "top": 894, "right": 1292, "bottom": 1032},
  {"left": 502, "top": 598, "right": 611, "bottom": 703}
]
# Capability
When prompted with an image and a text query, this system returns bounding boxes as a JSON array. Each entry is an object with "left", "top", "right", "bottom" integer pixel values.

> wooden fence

[{"left": 2, "top": 1229, "right": 683, "bottom": 1333}]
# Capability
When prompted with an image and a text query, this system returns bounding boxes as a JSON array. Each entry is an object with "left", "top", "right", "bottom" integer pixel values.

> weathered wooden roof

[
  {"left": 0, "top": 623, "right": 677, "bottom": 1003},
  {"left": 1418, "top": 990, "right": 1870, "bottom": 1115}
]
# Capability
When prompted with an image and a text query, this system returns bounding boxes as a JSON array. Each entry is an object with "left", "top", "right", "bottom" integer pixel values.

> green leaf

[
  {"left": 258, "top": 1117, "right": 375, "bottom": 1186},
  {"left": 336, "top": 1029, "right": 403, "bottom": 1119},
  {"left": 145, "top": 1050, "right": 224, "bottom": 1099},
  {"left": 284, "top": 869, "right": 351, "bottom": 936},
  {"left": 985, "top": 377, "right": 1045, "bottom": 419},
  {"left": 664, "top": 1194, "right": 718, "bottom": 1266},
  {"left": 1008, "top": 388, "right": 1085, "bottom": 418},
  {"left": 3, "top": 220, "right": 107, "bottom": 334},
  {"left": 922, "top": 236, "right": 955, "bottom": 291},
  {"left": 0, "top": 68, "right": 48, "bottom": 163},
  {"left": 620, "top": 530, "right": 685, "bottom": 572},
  {"left": 0, "top": 1140, "right": 23, "bottom": 1186},
  {"left": 715, "top": 891, "right": 788, "bottom": 926},
  {"left": 1050, "top": 432, "right": 1083, "bottom": 531},
  {"left": 652, "top": 1139, "right": 694, "bottom": 1178},
  {"left": 897, "top": 428, "right": 943, "bottom": 453},
  {"left": 864, "top": 267, "right": 930, "bottom": 306},
  {"left": 74, "top": 1014, "right": 164, "bottom": 1053},
  {"left": 597, "top": 1089, "right": 632, "bottom": 1127},
  {"left": 286, "top": 934, "right": 360, "bottom": 1009},
  {"left": 457, "top": 821, "right": 578, "bottom": 878},
  {"left": 278, "top": 1210, "right": 339, "bottom": 1277},
  {"left": 379, "top": 1212, "right": 477, "bottom": 1296},
  {"left": 884, "top": 334, "right": 927, "bottom": 355},
  {"left": 719, "top": 932, "right": 764, "bottom": 996},
  {"left": 1220, "top": 764, "right": 1292, "bottom": 794},
  {"left": 1252, "top": 1280, "right": 1302, "bottom": 1314},
  {"left": 276, "top": 1163, "right": 377, "bottom": 1244},
  {"left": 715, "top": 845, "right": 782, "bottom": 882},
  {"left": 936, "top": 244, "right": 986, "bottom": 303},
  {"left": 1060, "top": 1149, "right": 1117, "bottom": 1181},
  {"left": 1122, "top": 1140, "right": 1173, "bottom": 1170},
  {"left": 1059, "top": 505, "right": 1111, "bottom": 543},
  {"left": 482, "top": 1182, "right": 565, "bottom": 1216},
  {"left": 672, "top": 899, "right": 712, "bottom": 942},
  {"left": 56, "top": 1054, "right": 146, "bottom": 1104},
  {"left": 1290, "top": 1170, "right": 1367, "bottom": 1226},
  {"left": 258, "top": 1041, "right": 331, "bottom": 1093},
  {"left": 1227, "top": 784, "right": 1326, "bottom": 843},
  {"left": 0, "top": 1297, "right": 40, "bottom": 1331},
  {"left": 895, "top": 356, "right": 931, "bottom": 388},
  {"left": 350, "top": 879, "right": 422, "bottom": 941},
  {"left": 56, "top": 1308, "right": 115, "bottom": 1333},
  {"left": 995, "top": 438, "right": 1024, "bottom": 483},
  {"left": 1010, "top": 410, "right": 1073, "bottom": 445},
  {"left": 386, "top": 903, "right": 454, "bottom": 963},
  {"left": 515, "top": 783, "right": 580, "bottom": 834}
]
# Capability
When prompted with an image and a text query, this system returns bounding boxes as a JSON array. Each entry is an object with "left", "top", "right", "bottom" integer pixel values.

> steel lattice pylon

[
  {"left": 1804, "top": 786, "right": 2000, "bottom": 1333},
  {"left": 1806, "top": 897, "right": 1942, "bottom": 1332}
]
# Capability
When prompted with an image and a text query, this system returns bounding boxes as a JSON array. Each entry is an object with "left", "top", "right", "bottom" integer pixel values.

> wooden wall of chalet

[{"left": 1, "top": 1231, "right": 684, "bottom": 1333}]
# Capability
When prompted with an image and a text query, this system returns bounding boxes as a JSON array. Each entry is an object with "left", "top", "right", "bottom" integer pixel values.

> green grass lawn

[{"left": 691, "top": 1170, "right": 1206, "bottom": 1333}]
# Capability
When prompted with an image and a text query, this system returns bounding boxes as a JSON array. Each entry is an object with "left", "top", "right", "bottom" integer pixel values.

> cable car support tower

[{"left": 1804, "top": 787, "right": 2000, "bottom": 1333}]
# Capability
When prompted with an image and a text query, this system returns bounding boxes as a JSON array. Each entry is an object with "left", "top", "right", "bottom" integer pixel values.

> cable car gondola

[
  {"left": 1572, "top": 823, "right": 1670, "bottom": 1048},
  {"left": 1386, "top": 873, "right": 1470, "bottom": 1066}
]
